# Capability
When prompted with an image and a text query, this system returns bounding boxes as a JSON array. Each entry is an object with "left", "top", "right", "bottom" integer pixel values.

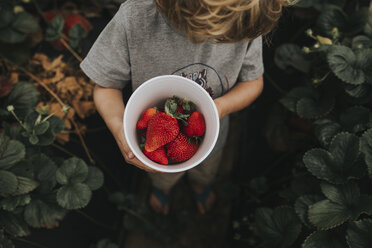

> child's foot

[
  {"left": 149, "top": 187, "right": 170, "bottom": 215},
  {"left": 191, "top": 183, "right": 215, "bottom": 214}
]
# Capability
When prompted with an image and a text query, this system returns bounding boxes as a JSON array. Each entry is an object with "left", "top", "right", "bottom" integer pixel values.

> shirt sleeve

[
  {"left": 238, "top": 36, "right": 264, "bottom": 82},
  {"left": 80, "top": 4, "right": 130, "bottom": 89}
]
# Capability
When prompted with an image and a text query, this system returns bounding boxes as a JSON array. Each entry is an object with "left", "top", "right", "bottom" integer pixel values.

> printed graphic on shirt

[{"left": 172, "top": 63, "right": 227, "bottom": 98}]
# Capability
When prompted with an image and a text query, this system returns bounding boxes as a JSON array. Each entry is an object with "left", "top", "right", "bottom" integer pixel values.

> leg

[
  {"left": 147, "top": 171, "right": 185, "bottom": 215},
  {"left": 188, "top": 151, "right": 223, "bottom": 214}
]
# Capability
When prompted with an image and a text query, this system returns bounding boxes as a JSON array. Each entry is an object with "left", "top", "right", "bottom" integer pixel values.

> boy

[{"left": 80, "top": 0, "right": 287, "bottom": 215}]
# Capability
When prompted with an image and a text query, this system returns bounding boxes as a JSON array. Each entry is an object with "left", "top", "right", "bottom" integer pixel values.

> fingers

[
  {"left": 116, "top": 128, "right": 162, "bottom": 173},
  {"left": 122, "top": 149, "right": 161, "bottom": 173}
]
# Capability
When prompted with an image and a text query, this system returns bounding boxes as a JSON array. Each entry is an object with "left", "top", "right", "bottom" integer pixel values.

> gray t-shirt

[{"left": 80, "top": 0, "right": 264, "bottom": 155}]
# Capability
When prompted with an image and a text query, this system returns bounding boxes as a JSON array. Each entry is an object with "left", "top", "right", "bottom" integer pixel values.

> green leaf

[
  {"left": 0, "top": 170, "right": 18, "bottom": 195},
  {"left": 0, "top": 134, "right": 25, "bottom": 170},
  {"left": 308, "top": 182, "right": 372, "bottom": 230},
  {"left": 34, "top": 121, "right": 50, "bottom": 135},
  {"left": 327, "top": 45, "right": 366, "bottom": 85},
  {"left": 68, "top": 23, "right": 86, "bottom": 49},
  {"left": 164, "top": 98, "right": 178, "bottom": 116},
  {"left": 0, "top": 230, "right": 15, "bottom": 248},
  {"left": 361, "top": 129, "right": 372, "bottom": 179},
  {"left": 320, "top": 182, "right": 359, "bottom": 205},
  {"left": 316, "top": 8, "right": 347, "bottom": 38},
  {"left": 0, "top": 211, "right": 30, "bottom": 237},
  {"left": 302, "top": 230, "right": 347, "bottom": 248},
  {"left": 296, "top": 93, "right": 335, "bottom": 119},
  {"left": 0, "top": 3, "right": 15, "bottom": 29},
  {"left": 94, "top": 239, "right": 119, "bottom": 248},
  {"left": 13, "top": 176, "right": 39, "bottom": 195},
  {"left": 45, "top": 15, "right": 64, "bottom": 41},
  {"left": 29, "top": 134, "right": 39, "bottom": 145},
  {"left": 56, "top": 157, "right": 89, "bottom": 185},
  {"left": 279, "top": 175, "right": 320, "bottom": 202},
  {"left": 280, "top": 87, "right": 316, "bottom": 113},
  {"left": 339, "top": 106, "right": 372, "bottom": 133},
  {"left": 344, "top": 83, "right": 370, "bottom": 98},
  {"left": 255, "top": 207, "right": 302, "bottom": 248},
  {"left": 347, "top": 7, "right": 369, "bottom": 34},
  {"left": 303, "top": 132, "right": 365, "bottom": 184},
  {"left": 84, "top": 166, "right": 104, "bottom": 191},
  {"left": 295, "top": 194, "right": 325, "bottom": 228},
  {"left": 1, "top": 194, "right": 31, "bottom": 211},
  {"left": 4, "top": 81, "right": 39, "bottom": 119},
  {"left": 24, "top": 199, "right": 66, "bottom": 228},
  {"left": 308, "top": 199, "right": 352, "bottom": 229},
  {"left": 274, "top": 43, "right": 311, "bottom": 73},
  {"left": 56, "top": 183, "right": 92, "bottom": 209},
  {"left": 30, "top": 154, "right": 58, "bottom": 193},
  {"left": 48, "top": 115, "right": 64, "bottom": 134},
  {"left": 280, "top": 87, "right": 334, "bottom": 119},
  {"left": 12, "top": 11, "right": 39, "bottom": 34},
  {"left": 365, "top": 17, "right": 372, "bottom": 37},
  {"left": 0, "top": 27, "right": 26, "bottom": 43},
  {"left": 314, "top": 118, "right": 342, "bottom": 148},
  {"left": 295, "top": 0, "right": 345, "bottom": 10},
  {"left": 352, "top": 35, "right": 372, "bottom": 49},
  {"left": 346, "top": 219, "right": 372, "bottom": 248}
]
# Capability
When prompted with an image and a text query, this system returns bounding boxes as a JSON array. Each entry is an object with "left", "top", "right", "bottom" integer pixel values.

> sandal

[
  {"left": 192, "top": 184, "right": 215, "bottom": 214},
  {"left": 150, "top": 187, "right": 171, "bottom": 215}
]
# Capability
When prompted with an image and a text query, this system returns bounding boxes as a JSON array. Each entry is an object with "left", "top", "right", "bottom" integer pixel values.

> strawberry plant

[
  {"left": 0, "top": 81, "right": 104, "bottom": 247},
  {"left": 0, "top": 0, "right": 132, "bottom": 247},
  {"left": 240, "top": 0, "right": 372, "bottom": 247}
]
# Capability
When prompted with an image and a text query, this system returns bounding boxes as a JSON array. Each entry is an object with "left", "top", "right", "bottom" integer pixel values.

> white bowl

[{"left": 123, "top": 75, "right": 220, "bottom": 173}]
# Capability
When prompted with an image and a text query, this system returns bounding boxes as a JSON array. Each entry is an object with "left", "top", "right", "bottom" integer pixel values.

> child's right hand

[{"left": 114, "top": 125, "right": 160, "bottom": 173}]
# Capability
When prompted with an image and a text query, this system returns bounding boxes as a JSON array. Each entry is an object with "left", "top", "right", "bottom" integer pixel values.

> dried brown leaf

[
  {"left": 32, "top": 53, "right": 64, "bottom": 71},
  {"left": 56, "top": 76, "right": 83, "bottom": 101},
  {"left": 56, "top": 133, "right": 70, "bottom": 144},
  {"left": 72, "top": 100, "right": 95, "bottom": 119},
  {"left": 43, "top": 67, "right": 65, "bottom": 85}
]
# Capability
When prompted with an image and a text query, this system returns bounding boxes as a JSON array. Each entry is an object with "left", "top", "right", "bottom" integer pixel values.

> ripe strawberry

[
  {"left": 184, "top": 111, "right": 205, "bottom": 137},
  {"left": 144, "top": 146, "right": 168, "bottom": 165},
  {"left": 166, "top": 133, "right": 199, "bottom": 162},
  {"left": 136, "top": 107, "right": 157, "bottom": 129},
  {"left": 145, "top": 112, "right": 179, "bottom": 152}
]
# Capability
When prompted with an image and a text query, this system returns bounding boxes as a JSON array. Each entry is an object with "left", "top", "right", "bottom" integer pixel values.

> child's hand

[{"left": 114, "top": 125, "right": 161, "bottom": 173}]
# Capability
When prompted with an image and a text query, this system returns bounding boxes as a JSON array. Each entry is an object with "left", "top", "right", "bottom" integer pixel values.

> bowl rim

[{"left": 123, "top": 74, "right": 220, "bottom": 173}]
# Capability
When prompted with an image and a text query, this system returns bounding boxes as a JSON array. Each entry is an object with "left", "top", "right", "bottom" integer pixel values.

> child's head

[{"left": 155, "top": 0, "right": 291, "bottom": 43}]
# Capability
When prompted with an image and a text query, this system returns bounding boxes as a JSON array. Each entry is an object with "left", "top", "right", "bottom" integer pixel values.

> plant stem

[
  {"left": 52, "top": 143, "right": 78, "bottom": 157},
  {"left": 8, "top": 109, "right": 27, "bottom": 130},
  {"left": 31, "top": 0, "right": 47, "bottom": 23},
  {"left": 60, "top": 37, "right": 83, "bottom": 62},
  {"left": 69, "top": 117, "right": 94, "bottom": 164},
  {"left": 75, "top": 209, "right": 117, "bottom": 231},
  {"left": 3, "top": 58, "right": 68, "bottom": 109},
  {"left": 12, "top": 237, "right": 49, "bottom": 248},
  {"left": 264, "top": 73, "right": 287, "bottom": 95}
]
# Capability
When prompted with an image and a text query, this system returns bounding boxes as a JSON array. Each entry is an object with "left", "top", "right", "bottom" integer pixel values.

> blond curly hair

[{"left": 155, "top": 0, "right": 290, "bottom": 43}]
